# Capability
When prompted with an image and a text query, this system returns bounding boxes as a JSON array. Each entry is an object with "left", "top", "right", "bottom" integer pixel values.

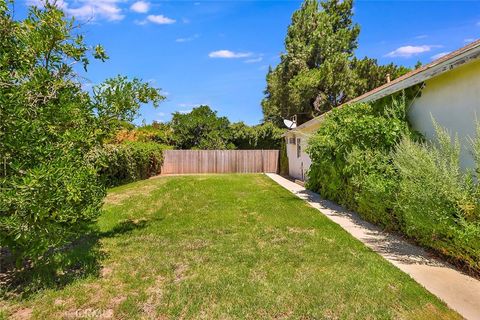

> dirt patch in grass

[
  {"left": 184, "top": 239, "right": 210, "bottom": 251},
  {"left": 100, "top": 267, "right": 113, "bottom": 278},
  {"left": 173, "top": 264, "right": 189, "bottom": 283},
  {"left": 401, "top": 303, "right": 456, "bottom": 320},
  {"left": 142, "top": 276, "right": 165, "bottom": 318},
  {"left": 287, "top": 227, "right": 316, "bottom": 236},
  {"left": 104, "top": 183, "right": 160, "bottom": 206},
  {"left": 10, "top": 307, "right": 32, "bottom": 320}
]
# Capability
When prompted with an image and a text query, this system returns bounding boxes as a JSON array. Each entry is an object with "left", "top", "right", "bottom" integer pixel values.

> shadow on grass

[{"left": 0, "top": 217, "right": 152, "bottom": 301}]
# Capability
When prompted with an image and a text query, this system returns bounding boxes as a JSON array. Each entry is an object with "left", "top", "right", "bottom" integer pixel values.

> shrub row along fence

[
  {"left": 88, "top": 142, "right": 167, "bottom": 187},
  {"left": 161, "top": 150, "right": 279, "bottom": 174}
]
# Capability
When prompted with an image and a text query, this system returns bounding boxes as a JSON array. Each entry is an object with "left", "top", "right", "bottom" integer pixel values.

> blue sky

[{"left": 21, "top": 0, "right": 480, "bottom": 125}]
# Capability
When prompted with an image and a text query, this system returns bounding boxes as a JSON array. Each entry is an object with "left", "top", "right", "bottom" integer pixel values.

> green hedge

[
  {"left": 306, "top": 100, "right": 480, "bottom": 273},
  {"left": 89, "top": 142, "right": 167, "bottom": 187}
]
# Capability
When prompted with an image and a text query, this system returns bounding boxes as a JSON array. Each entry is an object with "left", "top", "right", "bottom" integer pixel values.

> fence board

[{"left": 161, "top": 150, "right": 279, "bottom": 174}]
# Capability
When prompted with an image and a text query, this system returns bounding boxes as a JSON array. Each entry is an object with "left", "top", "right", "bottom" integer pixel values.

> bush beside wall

[
  {"left": 89, "top": 142, "right": 167, "bottom": 187},
  {"left": 393, "top": 125, "right": 480, "bottom": 272},
  {"left": 307, "top": 100, "right": 414, "bottom": 226},
  {"left": 306, "top": 100, "right": 480, "bottom": 273},
  {"left": 279, "top": 140, "right": 289, "bottom": 176}
]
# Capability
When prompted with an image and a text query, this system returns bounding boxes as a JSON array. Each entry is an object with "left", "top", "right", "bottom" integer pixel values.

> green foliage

[
  {"left": 351, "top": 57, "right": 410, "bottom": 98},
  {"left": 279, "top": 140, "right": 289, "bottom": 176},
  {"left": 306, "top": 97, "right": 415, "bottom": 226},
  {"left": 307, "top": 95, "right": 480, "bottom": 272},
  {"left": 0, "top": 1, "right": 163, "bottom": 262},
  {"left": 94, "top": 76, "right": 165, "bottom": 139},
  {"left": 230, "top": 122, "right": 284, "bottom": 150},
  {"left": 169, "top": 106, "right": 284, "bottom": 150},
  {"left": 393, "top": 123, "right": 480, "bottom": 272},
  {"left": 262, "top": 0, "right": 410, "bottom": 124},
  {"left": 88, "top": 142, "right": 167, "bottom": 187},
  {"left": 113, "top": 121, "right": 174, "bottom": 145},
  {"left": 262, "top": 0, "right": 359, "bottom": 123},
  {"left": 110, "top": 109, "right": 284, "bottom": 151},
  {"left": 170, "top": 106, "right": 235, "bottom": 150}
]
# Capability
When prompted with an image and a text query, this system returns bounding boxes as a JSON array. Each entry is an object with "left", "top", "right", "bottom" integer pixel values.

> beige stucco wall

[
  {"left": 409, "top": 58, "right": 480, "bottom": 169},
  {"left": 285, "top": 131, "right": 312, "bottom": 180}
]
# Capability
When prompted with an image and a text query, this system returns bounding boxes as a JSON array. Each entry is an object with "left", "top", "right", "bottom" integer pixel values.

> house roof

[{"left": 290, "top": 38, "right": 480, "bottom": 132}]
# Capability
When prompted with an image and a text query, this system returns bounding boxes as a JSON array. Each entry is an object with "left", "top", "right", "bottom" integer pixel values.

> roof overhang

[{"left": 349, "top": 39, "right": 480, "bottom": 104}]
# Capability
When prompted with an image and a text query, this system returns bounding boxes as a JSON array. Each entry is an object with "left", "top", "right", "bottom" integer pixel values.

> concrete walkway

[{"left": 266, "top": 173, "right": 480, "bottom": 320}]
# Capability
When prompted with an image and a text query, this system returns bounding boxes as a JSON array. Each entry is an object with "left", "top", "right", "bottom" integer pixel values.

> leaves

[
  {"left": 0, "top": 1, "right": 164, "bottom": 261},
  {"left": 262, "top": 0, "right": 410, "bottom": 125}
]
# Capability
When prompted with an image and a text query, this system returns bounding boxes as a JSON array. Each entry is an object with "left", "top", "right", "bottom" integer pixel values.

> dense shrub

[
  {"left": 307, "top": 96, "right": 480, "bottom": 272},
  {"left": 0, "top": 2, "right": 163, "bottom": 262},
  {"left": 393, "top": 124, "right": 480, "bottom": 271},
  {"left": 306, "top": 98, "right": 415, "bottom": 227},
  {"left": 89, "top": 142, "right": 167, "bottom": 187},
  {"left": 279, "top": 140, "right": 289, "bottom": 176}
]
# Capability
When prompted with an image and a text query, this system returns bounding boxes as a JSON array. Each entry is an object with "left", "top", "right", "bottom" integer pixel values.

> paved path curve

[{"left": 266, "top": 173, "right": 480, "bottom": 320}]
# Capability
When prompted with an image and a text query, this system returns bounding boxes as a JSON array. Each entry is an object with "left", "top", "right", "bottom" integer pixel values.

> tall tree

[
  {"left": 352, "top": 57, "right": 410, "bottom": 97},
  {"left": 262, "top": 0, "right": 359, "bottom": 124},
  {"left": 262, "top": 0, "right": 408, "bottom": 125}
]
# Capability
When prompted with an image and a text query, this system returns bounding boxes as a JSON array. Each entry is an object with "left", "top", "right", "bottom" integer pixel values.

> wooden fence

[{"left": 161, "top": 150, "right": 279, "bottom": 174}]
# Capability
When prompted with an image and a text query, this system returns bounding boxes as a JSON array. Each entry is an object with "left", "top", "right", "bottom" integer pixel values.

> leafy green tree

[
  {"left": 94, "top": 76, "right": 164, "bottom": 140},
  {"left": 231, "top": 122, "right": 284, "bottom": 150},
  {"left": 0, "top": 1, "right": 163, "bottom": 262},
  {"left": 170, "top": 106, "right": 234, "bottom": 149}
]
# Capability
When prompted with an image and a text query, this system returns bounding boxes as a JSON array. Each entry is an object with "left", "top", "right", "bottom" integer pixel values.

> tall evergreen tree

[{"left": 262, "top": 0, "right": 408, "bottom": 125}]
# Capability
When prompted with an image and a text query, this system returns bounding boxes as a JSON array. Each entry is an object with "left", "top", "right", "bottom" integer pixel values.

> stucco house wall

[
  {"left": 285, "top": 132, "right": 311, "bottom": 180},
  {"left": 409, "top": 59, "right": 480, "bottom": 169},
  {"left": 284, "top": 121, "right": 321, "bottom": 180}
]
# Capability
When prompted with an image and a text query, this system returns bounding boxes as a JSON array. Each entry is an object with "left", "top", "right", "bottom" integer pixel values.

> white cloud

[
  {"left": 415, "top": 35, "right": 428, "bottom": 39},
  {"left": 134, "top": 19, "right": 148, "bottom": 25},
  {"left": 244, "top": 57, "right": 263, "bottom": 63},
  {"left": 155, "top": 112, "right": 168, "bottom": 122},
  {"left": 28, "top": 0, "right": 124, "bottom": 21},
  {"left": 209, "top": 50, "right": 252, "bottom": 59},
  {"left": 431, "top": 52, "right": 450, "bottom": 60},
  {"left": 477, "top": 21, "right": 480, "bottom": 26},
  {"left": 176, "top": 34, "right": 199, "bottom": 43},
  {"left": 131, "top": 1, "right": 150, "bottom": 13},
  {"left": 464, "top": 38, "right": 476, "bottom": 43},
  {"left": 147, "top": 14, "right": 176, "bottom": 25},
  {"left": 385, "top": 45, "right": 434, "bottom": 58},
  {"left": 27, "top": 0, "right": 68, "bottom": 9}
]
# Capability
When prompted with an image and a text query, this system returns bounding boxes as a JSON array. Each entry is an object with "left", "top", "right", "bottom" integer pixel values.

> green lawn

[{"left": 1, "top": 174, "right": 459, "bottom": 319}]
